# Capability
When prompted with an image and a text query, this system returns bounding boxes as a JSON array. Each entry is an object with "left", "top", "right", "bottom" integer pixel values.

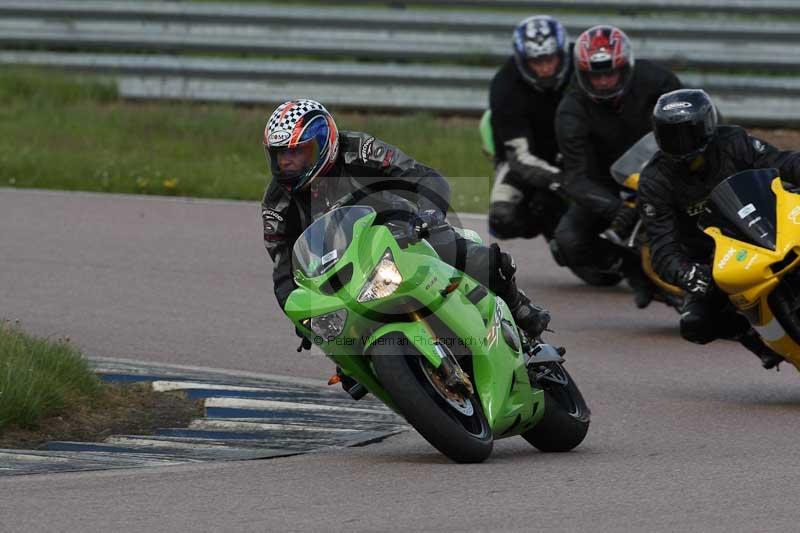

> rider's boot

[
  {"left": 737, "top": 329, "right": 785, "bottom": 370},
  {"left": 507, "top": 290, "right": 551, "bottom": 339},
  {"left": 491, "top": 244, "right": 551, "bottom": 339}
]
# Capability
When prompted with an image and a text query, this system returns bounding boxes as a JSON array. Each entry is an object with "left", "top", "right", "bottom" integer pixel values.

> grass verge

[
  {"left": 0, "top": 67, "right": 493, "bottom": 212},
  {"left": 0, "top": 321, "right": 203, "bottom": 449},
  {"left": 2, "top": 68, "right": 797, "bottom": 214},
  {"left": 0, "top": 320, "right": 103, "bottom": 431}
]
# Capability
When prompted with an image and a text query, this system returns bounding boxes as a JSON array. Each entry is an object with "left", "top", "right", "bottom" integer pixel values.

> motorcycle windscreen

[
  {"left": 609, "top": 132, "right": 659, "bottom": 185},
  {"left": 707, "top": 168, "right": 779, "bottom": 251},
  {"left": 292, "top": 206, "right": 376, "bottom": 277}
]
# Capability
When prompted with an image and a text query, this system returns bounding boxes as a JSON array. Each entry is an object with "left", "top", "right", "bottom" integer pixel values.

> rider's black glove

[
  {"left": 411, "top": 209, "right": 445, "bottom": 239},
  {"left": 608, "top": 204, "right": 638, "bottom": 240},
  {"left": 678, "top": 263, "right": 712, "bottom": 295}
]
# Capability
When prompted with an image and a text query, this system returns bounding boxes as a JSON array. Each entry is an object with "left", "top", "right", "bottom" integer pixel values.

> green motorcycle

[{"left": 284, "top": 204, "right": 590, "bottom": 463}]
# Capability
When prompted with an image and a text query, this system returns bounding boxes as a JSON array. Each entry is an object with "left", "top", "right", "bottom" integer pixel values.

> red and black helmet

[{"left": 574, "top": 25, "right": 635, "bottom": 101}]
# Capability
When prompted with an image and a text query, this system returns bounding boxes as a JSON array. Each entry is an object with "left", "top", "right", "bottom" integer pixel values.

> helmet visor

[
  {"left": 266, "top": 139, "right": 321, "bottom": 184},
  {"left": 656, "top": 121, "right": 710, "bottom": 158}
]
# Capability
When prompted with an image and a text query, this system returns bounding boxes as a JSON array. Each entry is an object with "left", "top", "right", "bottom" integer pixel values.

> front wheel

[
  {"left": 370, "top": 335, "right": 493, "bottom": 463},
  {"left": 522, "top": 363, "right": 590, "bottom": 452}
]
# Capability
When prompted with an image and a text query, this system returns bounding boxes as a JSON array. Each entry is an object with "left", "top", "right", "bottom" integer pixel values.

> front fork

[{"left": 524, "top": 342, "right": 568, "bottom": 389}]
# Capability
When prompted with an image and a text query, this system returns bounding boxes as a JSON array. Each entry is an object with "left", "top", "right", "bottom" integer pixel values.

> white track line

[
  {"left": 189, "top": 419, "right": 360, "bottom": 433},
  {"left": 152, "top": 381, "right": 272, "bottom": 393},
  {"left": 205, "top": 397, "right": 387, "bottom": 415}
]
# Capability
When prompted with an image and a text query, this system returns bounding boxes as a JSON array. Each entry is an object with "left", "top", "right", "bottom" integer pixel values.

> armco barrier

[{"left": 0, "top": 1, "right": 798, "bottom": 126}]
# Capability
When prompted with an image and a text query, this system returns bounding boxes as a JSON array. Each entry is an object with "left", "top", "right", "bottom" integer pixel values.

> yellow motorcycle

[{"left": 699, "top": 168, "right": 800, "bottom": 371}]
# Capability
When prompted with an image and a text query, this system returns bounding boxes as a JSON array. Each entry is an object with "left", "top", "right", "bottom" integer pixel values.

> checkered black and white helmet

[{"left": 263, "top": 99, "right": 339, "bottom": 192}]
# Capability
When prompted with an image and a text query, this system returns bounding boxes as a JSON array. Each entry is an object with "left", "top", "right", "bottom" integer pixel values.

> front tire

[
  {"left": 522, "top": 364, "right": 590, "bottom": 452},
  {"left": 370, "top": 335, "right": 493, "bottom": 463}
]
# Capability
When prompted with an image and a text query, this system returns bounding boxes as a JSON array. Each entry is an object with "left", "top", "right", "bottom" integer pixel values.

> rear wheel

[
  {"left": 370, "top": 335, "right": 493, "bottom": 463},
  {"left": 522, "top": 363, "right": 590, "bottom": 452},
  {"left": 570, "top": 266, "right": 623, "bottom": 287}
]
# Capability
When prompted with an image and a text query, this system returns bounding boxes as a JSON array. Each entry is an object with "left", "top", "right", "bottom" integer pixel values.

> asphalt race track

[{"left": 2, "top": 188, "right": 799, "bottom": 532}]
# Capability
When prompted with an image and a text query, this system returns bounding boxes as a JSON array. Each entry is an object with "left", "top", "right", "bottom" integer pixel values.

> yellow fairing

[
  {"left": 623, "top": 172, "right": 640, "bottom": 191},
  {"left": 703, "top": 178, "right": 800, "bottom": 368},
  {"left": 641, "top": 245, "right": 684, "bottom": 296}
]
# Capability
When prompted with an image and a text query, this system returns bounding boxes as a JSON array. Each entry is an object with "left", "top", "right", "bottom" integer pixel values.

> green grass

[
  {"left": 0, "top": 321, "right": 102, "bottom": 431},
  {"left": 0, "top": 68, "right": 493, "bottom": 212}
]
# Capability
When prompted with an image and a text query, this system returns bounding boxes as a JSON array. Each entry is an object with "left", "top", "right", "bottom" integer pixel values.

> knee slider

[
  {"left": 679, "top": 314, "right": 715, "bottom": 344},
  {"left": 488, "top": 203, "right": 519, "bottom": 239}
]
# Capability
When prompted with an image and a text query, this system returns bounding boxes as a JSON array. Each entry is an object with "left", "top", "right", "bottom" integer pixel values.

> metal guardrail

[
  {"left": 326, "top": 0, "right": 800, "bottom": 16},
  {"left": 1, "top": 1, "right": 798, "bottom": 42},
  {"left": 0, "top": 1, "right": 798, "bottom": 126},
  {"left": 4, "top": 52, "right": 799, "bottom": 97},
  {"left": 115, "top": 76, "right": 800, "bottom": 127},
  {"left": 2, "top": 18, "right": 799, "bottom": 72}
]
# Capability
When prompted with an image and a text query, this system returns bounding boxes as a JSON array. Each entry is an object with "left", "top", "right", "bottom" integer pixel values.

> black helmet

[{"left": 653, "top": 89, "right": 718, "bottom": 161}]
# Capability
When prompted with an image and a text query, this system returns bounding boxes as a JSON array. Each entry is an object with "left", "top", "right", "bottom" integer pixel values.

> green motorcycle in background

[{"left": 284, "top": 204, "right": 590, "bottom": 463}]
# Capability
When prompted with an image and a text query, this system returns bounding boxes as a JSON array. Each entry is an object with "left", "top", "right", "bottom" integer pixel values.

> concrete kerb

[{"left": 0, "top": 354, "right": 406, "bottom": 476}]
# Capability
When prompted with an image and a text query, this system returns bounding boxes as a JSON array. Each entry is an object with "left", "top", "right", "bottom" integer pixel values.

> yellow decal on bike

[{"left": 485, "top": 303, "right": 502, "bottom": 349}]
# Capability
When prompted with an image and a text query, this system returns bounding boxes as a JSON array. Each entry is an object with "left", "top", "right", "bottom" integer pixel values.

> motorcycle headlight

[
  {"left": 357, "top": 250, "right": 403, "bottom": 303},
  {"left": 308, "top": 309, "right": 348, "bottom": 340}
]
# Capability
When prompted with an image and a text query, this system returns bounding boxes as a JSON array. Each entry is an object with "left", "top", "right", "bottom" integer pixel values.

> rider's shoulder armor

[{"left": 339, "top": 130, "right": 398, "bottom": 171}]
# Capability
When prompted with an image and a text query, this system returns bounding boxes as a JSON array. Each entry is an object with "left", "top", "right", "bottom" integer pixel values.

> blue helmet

[
  {"left": 512, "top": 15, "right": 571, "bottom": 91},
  {"left": 264, "top": 99, "right": 339, "bottom": 193}
]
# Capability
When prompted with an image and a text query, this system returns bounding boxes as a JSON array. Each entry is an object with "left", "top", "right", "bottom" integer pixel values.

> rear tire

[
  {"left": 370, "top": 335, "right": 493, "bottom": 463},
  {"left": 570, "top": 266, "right": 623, "bottom": 287},
  {"left": 522, "top": 364, "right": 590, "bottom": 452}
]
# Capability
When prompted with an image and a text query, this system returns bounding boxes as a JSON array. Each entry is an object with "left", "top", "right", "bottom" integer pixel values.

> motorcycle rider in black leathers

[
  {"left": 488, "top": 15, "right": 572, "bottom": 240},
  {"left": 261, "top": 99, "right": 551, "bottom": 354},
  {"left": 639, "top": 89, "right": 800, "bottom": 369},
  {"left": 554, "top": 25, "right": 683, "bottom": 308}
]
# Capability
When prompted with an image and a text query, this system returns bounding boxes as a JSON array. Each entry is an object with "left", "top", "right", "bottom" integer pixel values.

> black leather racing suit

[
  {"left": 553, "top": 59, "right": 683, "bottom": 270},
  {"left": 261, "top": 131, "right": 543, "bottom": 332},
  {"left": 488, "top": 56, "right": 571, "bottom": 240},
  {"left": 638, "top": 125, "right": 800, "bottom": 346}
]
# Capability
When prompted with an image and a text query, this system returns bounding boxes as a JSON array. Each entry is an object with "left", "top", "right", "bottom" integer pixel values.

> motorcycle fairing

[
  {"left": 703, "top": 175, "right": 800, "bottom": 367},
  {"left": 285, "top": 211, "right": 544, "bottom": 436}
]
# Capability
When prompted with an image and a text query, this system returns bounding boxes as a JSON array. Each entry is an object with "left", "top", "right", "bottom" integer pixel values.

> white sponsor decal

[
  {"left": 717, "top": 246, "right": 736, "bottom": 270},
  {"left": 662, "top": 101, "right": 692, "bottom": 111},
  {"left": 321, "top": 249, "right": 338, "bottom": 265},
  {"left": 788, "top": 206, "right": 800, "bottom": 224},
  {"left": 744, "top": 253, "right": 759, "bottom": 270},
  {"left": 360, "top": 136, "right": 375, "bottom": 163},
  {"left": 748, "top": 216, "right": 762, "bottom": 227},
  {"left": 262, "top": 208, "right": 284, "bottom": 222},
  {"left": 753, "top": 139, "right": 766, "bottom": 153},
  {"left": 737, "top": 203, "right": 756, "bottom": 219},
  {"left": 268, "top": 130, "right": 291, "bottom": 144}
]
